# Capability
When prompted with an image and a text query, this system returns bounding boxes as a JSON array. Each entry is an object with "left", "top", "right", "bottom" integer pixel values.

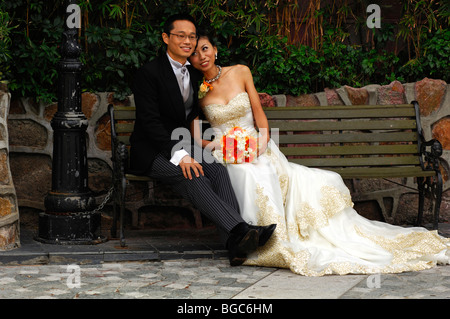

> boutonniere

[{"left": 198, "top": 78, "right": 213, "bottom": 99}]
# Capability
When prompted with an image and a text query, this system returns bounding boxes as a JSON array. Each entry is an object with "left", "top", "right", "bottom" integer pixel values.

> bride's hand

[
  {"left": 206, "top": 141, "right": 221, "bottom": 152},
  {"left": 257, "top": 137, "right": 269, "bottom": 156}
]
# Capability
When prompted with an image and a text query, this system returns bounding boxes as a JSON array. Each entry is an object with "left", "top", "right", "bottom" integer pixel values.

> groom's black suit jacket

[{"left": 129, "top": 53, "right": 203, "bottom": 175}]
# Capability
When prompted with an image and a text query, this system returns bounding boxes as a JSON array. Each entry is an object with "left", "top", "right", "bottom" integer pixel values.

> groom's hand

[{"left": 179, "top": 155, "right": 204, "bottom": 180}]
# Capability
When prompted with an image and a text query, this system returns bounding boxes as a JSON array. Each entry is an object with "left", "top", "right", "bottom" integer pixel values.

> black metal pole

[{"left": 36, "top": 0, "right": 105, "bottom": 244}]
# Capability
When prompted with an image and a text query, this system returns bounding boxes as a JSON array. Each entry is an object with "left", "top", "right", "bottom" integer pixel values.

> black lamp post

[{"left": 36, "top": 0, "right": 105, "bottom": 244}]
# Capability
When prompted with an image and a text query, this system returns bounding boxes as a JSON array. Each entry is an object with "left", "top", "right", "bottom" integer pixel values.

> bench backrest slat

[
  {"left": 271, "top": 119, "right": 417, "bottom": 131},
  {"left": 264, "top": 104, "right": 415, "bottom": 118},
  {"left": 263, "top": 104, "right": 423, "bottom": 171},
  {"left": 293, "top": 156, "right": 420, "bottom": 167},
  {"left": 112, "top": 106, "right": 135, "bottom": 148},
  {"left": 279, "top": 144, "right": 418, "bottom": 156},
  {"left": 277, "top": 132, "right": 418, "bottom": 144},
  {"left": 112, "top": 104, "right": 425, "bottom": 174},
  {"left": 113, "top": 106, "right": 137, "bottom": 120}
]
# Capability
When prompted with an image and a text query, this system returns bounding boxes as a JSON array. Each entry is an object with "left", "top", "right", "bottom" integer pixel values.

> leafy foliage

[
  {"left": 1, "top": 0, "right": 449, "bottom": 102},
  {"left": 0, "top": 1, "right": 14, "bottom": 86}
]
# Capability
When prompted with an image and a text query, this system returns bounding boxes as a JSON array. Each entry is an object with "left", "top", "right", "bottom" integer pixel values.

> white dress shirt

[{"left": 167, "top": 53, "right": 191, "bottom": 166}]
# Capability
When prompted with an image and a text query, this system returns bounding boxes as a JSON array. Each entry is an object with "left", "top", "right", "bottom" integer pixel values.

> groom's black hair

[{"left": 163, "top": 13, "right": 197, "bottom": 35}]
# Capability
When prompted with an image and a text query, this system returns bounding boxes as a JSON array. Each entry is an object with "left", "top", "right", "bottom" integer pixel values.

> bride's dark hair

[{"left": 196, "top": 28, "right": 217, "bottom": 47}]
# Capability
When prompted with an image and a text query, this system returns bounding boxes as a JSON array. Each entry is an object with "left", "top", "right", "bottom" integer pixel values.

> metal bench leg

[
  {"left": 119, "top": 178, "right": 127, "bottom": 247},
  {"left": 416, "top": 177, "right": 425, "bottom": 227},
  {"left": 111, "top": 195, "right": 118, "bottom": 238},
  {"left": 119, "top": 203, "right": 125, "bottom": 246},
  {"left": 432, "top": 173, "right": 443, "bottom": 230}
]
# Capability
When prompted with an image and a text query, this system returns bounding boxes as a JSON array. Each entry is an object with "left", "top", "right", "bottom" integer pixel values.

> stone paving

[
  {"left": 340, "top": 265, "right": 450, "bottom": 299},
  {"left": 0, "top": 225, "right": 450, "bottom": 301},
  {"left": 0, "top": 259, "right": 275, "bottom": 299},
  {"left": 1, "top": 258, "right": 450, "bottom": 300}
]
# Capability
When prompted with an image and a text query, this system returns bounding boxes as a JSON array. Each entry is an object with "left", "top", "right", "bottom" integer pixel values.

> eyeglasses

[{"left": 169, "top": 33, "right": 198, "bottom": 41}]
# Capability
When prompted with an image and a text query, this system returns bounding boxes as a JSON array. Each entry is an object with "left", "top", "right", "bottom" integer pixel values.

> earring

[{"left": 215, "top": 53, "right": 218, "bottom": 60}]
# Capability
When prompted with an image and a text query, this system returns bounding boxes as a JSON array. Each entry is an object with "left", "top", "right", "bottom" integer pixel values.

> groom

[{"left": 129, "top": 13, "right": 275, "bottom": 266}]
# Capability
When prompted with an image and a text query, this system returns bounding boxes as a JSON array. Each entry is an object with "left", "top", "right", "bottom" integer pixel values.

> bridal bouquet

[{"left": 221, "top": 126, "right": 257, "bottom": 164}]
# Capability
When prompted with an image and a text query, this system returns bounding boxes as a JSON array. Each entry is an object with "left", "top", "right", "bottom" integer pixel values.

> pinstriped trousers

[{"left": 148, "top": 147, "right": 245, "bottom": 244}]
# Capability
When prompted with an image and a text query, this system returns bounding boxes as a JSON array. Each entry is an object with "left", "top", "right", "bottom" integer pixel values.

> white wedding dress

[{"left": 202, "top": 92, "right": 450, "bottom": 276}]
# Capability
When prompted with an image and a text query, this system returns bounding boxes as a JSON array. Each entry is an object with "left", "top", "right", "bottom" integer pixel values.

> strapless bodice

[{"left": 202, "top": 92, "right": 257, "bottom": 137}]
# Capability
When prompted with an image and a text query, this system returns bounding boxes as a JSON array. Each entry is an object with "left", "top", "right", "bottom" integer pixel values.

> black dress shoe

[
  {"left": 227, "top": 223, "right": 259, "bottom": 266},
  {"left": 249, "top": 224, "right": 277, "bottom": 246}
]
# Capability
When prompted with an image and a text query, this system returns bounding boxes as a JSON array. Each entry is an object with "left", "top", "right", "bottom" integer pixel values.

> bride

[{"left": 188, "top": 31, "right": 450, "bottom": 276}]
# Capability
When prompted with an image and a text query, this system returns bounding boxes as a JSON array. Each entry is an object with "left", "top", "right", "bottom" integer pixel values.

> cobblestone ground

[
  {"left": 1, "top": 258, "right": 450, "bottom": 300},
  {"left": 340, "top": 265, "right": 450, "bottom": 299},
  {"left": 0, "top": 259, "right": 275, "bottom": 299}
]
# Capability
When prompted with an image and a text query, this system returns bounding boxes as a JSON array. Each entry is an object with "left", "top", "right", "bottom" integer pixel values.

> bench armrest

[
  {"left": 412, "top": 100, "right": 443, "bottom": 173},
  {"left": 419, "top": 137, "right": 442, "bottom": 172}
]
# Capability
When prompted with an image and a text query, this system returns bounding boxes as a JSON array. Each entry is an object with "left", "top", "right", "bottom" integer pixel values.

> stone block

[
  {"left": 353, "top": 200, "right": 384, "bottom": 221},
  {"left": 95, "top": 113, "right": 112, "bottom": 151},
  {"left": 324, "top": 88, "right": 344, "bottom": 105},
  {"left": 397, "top": 193, "right": 432, "bottom": 225},
  {"left": 88, "top": 159, "right": 112, "bottom": 193},
  {"left": 0, "top": 87, "right": 19, "bottom": 250},
  {"left": 415, "top": 78, "right": 447, "bottom": 116},
  {"left": 44, "top": 103, "right": 58, "bottom": 121},
  {"left": 441, "top": 189, "right": 450, "bottom": 222},
  {"left": 81, "top": 92, "right": 99, "bottom": 119},
  {"left": 0, "top": 150, "right": 10, "bottom": 185},
  {"left": 377, "top": 81, "right": 406, "bottom": 105},
  {"left": 258, "top": 93, "right": 276, "bottom": 107},
  {"left": 9, "top": 153, "right": 51, "bottom": 209},
  {"left": 432, "top": 117, "right": 450, "bottom": 150},
  {"left": 272, "top": 95, "right": 286, "bottom": 107},
  {"left": 9, "top": 99, "right": 26, "bottom": 115},
  {"left": 7, "top": 119, "right": 47, "bottom": 148},
  {"left": 107, "top": 92, "right": 131, "bottom": 106},
  {"left": 0, "top": 222, "right": 19, "bottom": 250},
  {"left": 286, "top": 94, "right": 320, "bottom": 107},
  {"left": 344, "top": 86, "right": 369, "bottom": 105},
  {"left": 0, "top": 197, "right": 14, "bottom": 217},
  {"left": 363, "top": 84, "right": 381, "bottom": 105}
]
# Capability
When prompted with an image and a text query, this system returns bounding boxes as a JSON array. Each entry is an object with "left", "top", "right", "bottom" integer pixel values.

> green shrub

[
  {"left": 398, "top": 29, "right": 450, "bottom": 82},
  {"left": 0, "top": 3, "right": 13, "bottom": 85},
  {"left": 3, "top": 1, "right": 449, "bottom": 103}
]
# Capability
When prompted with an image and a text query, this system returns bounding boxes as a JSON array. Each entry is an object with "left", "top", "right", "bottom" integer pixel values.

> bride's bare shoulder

[
  {"left": 224, "top": 65, "right": 251, "bottom": 81},
  {"left": 227, "top": 64, "right": 250, "bottom": 74}
]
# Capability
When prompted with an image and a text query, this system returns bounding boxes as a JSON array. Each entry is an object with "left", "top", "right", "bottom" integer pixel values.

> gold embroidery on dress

[
  {"left": 244, "top": 184, "right": 445, "bottom": 276},
  {"left": 262, "top": 142, "right": 289, "bottom": 206},
  {"left": 244, "top": 184, "right": 289, "bottom": 269},
  {"left": 278, "top": 174, "right": 289, "bottom": 206},
  {"left": 296, "top": 185, "right": 353, "bottom": 238},
  {"left": 355, "top": 226, "right": 449, "bottom": 264}
]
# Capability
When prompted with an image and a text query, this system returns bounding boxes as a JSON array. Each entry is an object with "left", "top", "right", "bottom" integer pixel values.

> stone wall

[
  {"left": 8, "top": 78, "right": 450, "bottom": 232},
  {"left": 0, "top": 84, "right": 20, "bottom": 250}
]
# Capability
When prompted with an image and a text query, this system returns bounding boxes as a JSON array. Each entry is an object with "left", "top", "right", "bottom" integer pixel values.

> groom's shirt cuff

[{"left": 170, "top": 149, "right": 189, "bottom": 166}]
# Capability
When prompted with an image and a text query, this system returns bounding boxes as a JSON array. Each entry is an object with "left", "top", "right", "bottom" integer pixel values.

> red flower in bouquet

[{"left": 221, "top": 127, "right": 257, "bottom": 164}]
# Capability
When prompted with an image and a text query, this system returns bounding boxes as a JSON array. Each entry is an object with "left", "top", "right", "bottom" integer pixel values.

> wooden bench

[
  {"left": 109, "top": 101, "right": 443, "bottom": 246},
  {"left": 263, "top": 101, "right": 443, "bottom": 230}
]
